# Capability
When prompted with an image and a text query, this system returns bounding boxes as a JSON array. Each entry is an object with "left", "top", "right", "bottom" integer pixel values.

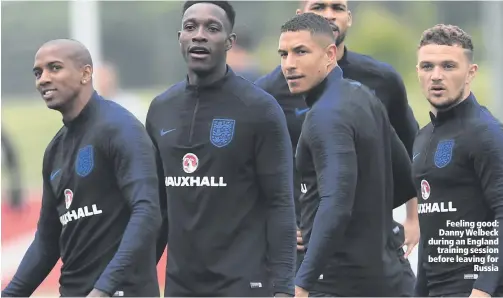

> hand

[
  {"left": 470, "top": 289, "right": 491, "bottom": 297},
  {"left": 295, "top": 286, "right": 309, "bottom": 297},
  {"left": 275, "top": 293, "right": 293, "bottom": 297},
  {"left": 297, "top": 228, "right": 305, "bottom": 251},
  {"left": 402, "top": 217, "right": 420, "bottom": 258},
  {"left": 87, "top": 288, "right": 109, "bottom": 297},
  {"left": 469, "top": 289, "right": 491, "bottom": 297}
]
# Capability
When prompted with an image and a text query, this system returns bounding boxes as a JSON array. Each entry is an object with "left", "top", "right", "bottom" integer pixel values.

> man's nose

[
  {"left": 192, "top": 27, "right": 208, "bottom": 42},
  {"left": 284, "top": 54, "right": 297, "bottom": 70},
  {"left": 37, "top": 71, "right": 51, "bottom": 87},
  {"left": 431, "top": 66, "right": 444, "bottom": 81}
]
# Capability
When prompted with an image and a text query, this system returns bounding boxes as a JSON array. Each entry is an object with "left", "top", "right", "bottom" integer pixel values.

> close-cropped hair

[{"left": 419, "top": 24, "right": 474, "bottom": 62}]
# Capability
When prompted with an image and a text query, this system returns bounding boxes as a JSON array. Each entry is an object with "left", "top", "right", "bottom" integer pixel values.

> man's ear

[
  {"left": 81, "top": 65, "right": 93, "bottom": 85},
  {"left": 178, "top": 31, "right": 181, "bottom": 43},
  {"left": 326, "top": 44, "right": 337, "bottom": 66},
  {"left": 295, "top": 8, "right": 302, "bottom": 15},
  {"left": 467, "top": 63, "right": 478, "bottom": 84},
  {"left": 347, "top": 10, "right": 353, "bottom": 27},
  {"left": 226, "top": 33, "right": 237, "bottom": 51}
]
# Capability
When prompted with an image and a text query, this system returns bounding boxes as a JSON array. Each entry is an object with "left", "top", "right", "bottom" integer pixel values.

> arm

[
  {"left": 385, "top": 71, "right": 418, "bottom": 158},
  {"left": 254, "top": 98, "right": 296, "bottom": 296},
  {"left": 295, "top": 108, "right": 358, "bottom": 292},
  {"left": 390, "top": 126, "right": 416, "bottom": 209},
  {"left": 145, "top": 112, "right": 169, "bottom": 263},
  {"left": 2, "top": 155, "right": 61, "bottom": 297},
  {"left": 471, "top": 121, "right": 503, "bottom": 296},
  {"left": 93, "top": 121, "right": 162, "bottom": 295},
  {"left": 414, "top": 237, "right": 429, "bottom": 296},
  {"left": 385, "top": 72, "right": 419, "bottom": 214}
]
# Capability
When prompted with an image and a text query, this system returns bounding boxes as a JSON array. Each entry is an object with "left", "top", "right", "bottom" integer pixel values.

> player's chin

[
  {"left": 44, "top": 97, "right": 65, "bottom": 110},
  {"left": 429, "top": 98, "right": 454, "bottom": 110},
  {"left": 188, "top": 62, "right": 213, "bottom": 75},
  {"left": 287, "top": 80, "right": 309, "bottom": 94}
]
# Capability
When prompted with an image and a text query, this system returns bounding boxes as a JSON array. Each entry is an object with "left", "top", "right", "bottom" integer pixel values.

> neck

[
  {"left": 61, "top": 87, "right": 94, "bottom": 122},
  {"left": 188, "top": 63, "right": 227, "bottom": 86},
  {"left": 336, "top": 42, "right": 345, "bottom": 61},
  {"left": 430, "top": 88, "right": 472, "bottom": 116},
  {"left": 326, "top": 63, "right": 337, "bottom": 75}
]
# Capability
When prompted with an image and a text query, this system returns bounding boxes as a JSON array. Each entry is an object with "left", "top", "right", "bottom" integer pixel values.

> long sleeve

[
  {"left": 385, "top": 71, "right": 418, "bottom": 158},
  {"left": 471, "top": 120, "right": 503, "bottom": 295},
  {"left": 295, "top": 108, "right": 358, "bottom": 291},
  {"left": 2, "top": 154, "right": 61, "bottom": 297},
  {"left": 93, "top": 121, "right": 162, "bottom": 295},
  {"left": 390, "top": 125, "right": 416, "bottom": 208},
  {"left": 145, "top": 113, "right": 169, "bottom": 263},
  {"left": 254, "top": 98, "right": 296, "bottom": 296}
]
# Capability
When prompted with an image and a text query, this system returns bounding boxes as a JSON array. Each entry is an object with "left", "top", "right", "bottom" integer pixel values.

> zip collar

[{"left": 305, "top": 66, "right": 343, "bottom": 108}]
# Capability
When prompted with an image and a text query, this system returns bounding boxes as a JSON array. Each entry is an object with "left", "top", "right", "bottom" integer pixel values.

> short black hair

[
  {"left": 41, "top": 38, "right": 93, "bottom": 68},
  {"left": 280, "top": 12, "right": 334, "bottom": 43},
  {"left": 419, "top": 24, "right": 474, "bottom": 61},
  {"left": 182, "top": 1, "right": 236, "bottom": 30}
]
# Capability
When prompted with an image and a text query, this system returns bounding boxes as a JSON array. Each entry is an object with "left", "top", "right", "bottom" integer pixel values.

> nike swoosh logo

[
  {"left": 413, "top": 153, "right": 420, "bottom": 161},
  {"left": 160, "top": 128, "right": 176, "bottom": 136},
  {"left": 295, "top": 108, "right": 310, "bottom": 117},
  {"left": 50, "top": 169, "right": 61, "bottom": 181}
]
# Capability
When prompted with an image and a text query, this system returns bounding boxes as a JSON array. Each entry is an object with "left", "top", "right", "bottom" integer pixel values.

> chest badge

[
  {"left": 183, "top": 153, "right": 199, "bottom": 174},
  {"left": 421, "top": 179, "right": 431, "bottom": 200},
  {"left": 75, "top": 145, "right": 94, "bottom": 177},
  {"left": 210, "top": 119, "right": 235, "bottom": 148},
  {"left": 64, "top": 189, "right": 74, "bottom": 209},
  {"left": 434, "top": 139, "right": 455, "bottom": 168}
]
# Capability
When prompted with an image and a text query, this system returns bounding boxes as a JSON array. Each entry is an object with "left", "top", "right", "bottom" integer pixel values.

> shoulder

[
  {"left": 469, "top": 106, "right": 503, "bottom": 140},
  {"left": 230, "top": 74, "right": 280, "bottom": 108},
  {"left": 254, "top": 65, "right": 283, "bottom": 92},
  {"left": 148, "top": 81, "right": 186, "bottom": 113},
  {"left": 337, "top": 78, "right": 384, "bottom": 112},
  {"left": 346, "top": 50, "right": 404, "bottom": 87},
  {"left": 96, "top": 99, "right": 147, "bottom": 137}
]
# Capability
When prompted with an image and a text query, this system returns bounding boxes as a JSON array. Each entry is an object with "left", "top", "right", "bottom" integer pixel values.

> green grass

[{"left": 1, "top": 73, "right": 491, "bottom": 190}]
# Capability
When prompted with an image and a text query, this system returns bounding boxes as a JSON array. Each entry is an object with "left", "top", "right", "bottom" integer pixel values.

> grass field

[{"left": 1, "top": 72, "right": 493, "bottom": 190}]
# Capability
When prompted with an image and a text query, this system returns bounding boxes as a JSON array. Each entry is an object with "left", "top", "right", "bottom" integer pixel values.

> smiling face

[
  {"left": 33, "top": 43, "right": 92, "bottom": 111},
  {"left": 278, "top": 30, "right": 337, "bottom": 94},
  {"left": 178, "top": 2, "right": 235, "bottom": 75}
]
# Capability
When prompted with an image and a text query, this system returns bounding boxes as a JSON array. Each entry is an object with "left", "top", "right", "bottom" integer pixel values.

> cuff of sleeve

[
  {"left": 473, "top": 281, "right": 495, "bottom": 297},
  {"left": 295, "top": 276, "right": 314, "bottom": 293},
  {"left": 93, "top": 278, "right": 116, "bottom": 297},
  {"left": 273, "top": 284, "right": 295, "bottom": 297}
]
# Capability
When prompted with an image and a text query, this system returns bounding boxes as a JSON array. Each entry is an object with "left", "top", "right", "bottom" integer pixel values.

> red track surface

[{"left": 1, "top": 192, "right": 167, "bottom": 296}]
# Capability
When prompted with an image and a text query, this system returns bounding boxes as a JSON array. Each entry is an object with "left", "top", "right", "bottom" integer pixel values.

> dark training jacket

[
  {"left": 147, "top": 67, "right": 296, "bottom": 297},
  {"left": 413, "top": 94, "right": 503, "bottom": 296},
  {"left": 2, "top": 93, "right": 162, "bottom": 297},
  {"left": 295, "top": 67, "right": 416, "bottom": 296}
]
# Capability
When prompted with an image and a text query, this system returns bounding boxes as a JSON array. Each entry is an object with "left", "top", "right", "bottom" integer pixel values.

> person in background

[
  {"left": 1, "top": 127, "right": 24, "bottom": 209},
  {"left": 94, "top": 62, "right": 147, "bottom": 124},
  {"left": 226, "top": 25, "right": 262, "bottom": 82}
]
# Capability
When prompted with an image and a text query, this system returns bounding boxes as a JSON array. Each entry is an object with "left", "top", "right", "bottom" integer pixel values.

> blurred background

[{"left": 2, "top": 1, "right": 503, "bottom": 296}]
